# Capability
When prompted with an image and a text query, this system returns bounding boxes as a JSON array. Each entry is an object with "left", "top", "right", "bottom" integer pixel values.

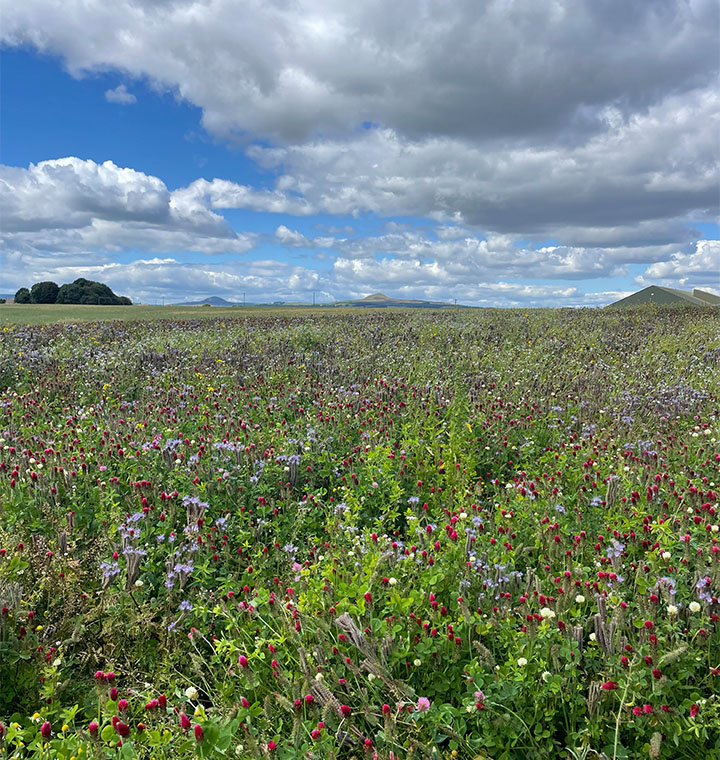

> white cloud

[
  {"left": 178, "top": 178, "right": 316, "bottom": 216},
  {"left": 637, "top": 240, "right": 720, "bottom": 290},
  {"left": 0, "top": 157, "right": 254, "bottom": 256},
  {"left": 1, "top": 0, "right": 717, "bottom": 277},
  {"left": 289, "top": 227, "right": 690, "bottom": 282},
  {"left": 0, "top": 251, "right": 336, "bottom": 306},
  {"left": 275, "top": 225, "right": 311, "bottom": 247},
  {"left": 248, "top": 87, "right": 719, "bottom": 234},
  {"left": 1, "top": 157, "right": 169, "bottom": 232},
  {"left": 104, "top": 84, "right": 136, "bottom": 104},
  {"left": 3, "top": 1, "right": 717, "bottom": 145},
  {"left": 3, "top": 154, "right": 715, "bottom": 307}
]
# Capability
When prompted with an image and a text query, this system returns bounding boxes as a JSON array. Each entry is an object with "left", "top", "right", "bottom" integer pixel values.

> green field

[
  {"left": 0, "top": 303, "right": 373, "bottom": 326},
  {"left": 1, "top": 306, "right": 718, "bottom": 759}
]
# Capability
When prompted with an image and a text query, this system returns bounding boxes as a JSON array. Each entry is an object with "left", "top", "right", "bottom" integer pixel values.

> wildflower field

[{"left": 0, "top": 307, "right": 719, "bottom": 760}]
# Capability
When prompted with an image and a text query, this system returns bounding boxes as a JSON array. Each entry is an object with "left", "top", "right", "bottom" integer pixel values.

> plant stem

[{"left": 612, "top": 670, "right": 632, "bottom": 760}]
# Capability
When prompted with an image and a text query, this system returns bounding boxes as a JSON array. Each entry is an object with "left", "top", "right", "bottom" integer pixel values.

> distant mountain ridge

[
  {"left": 174, "top": 293, "right": 467, "bottom": 308},
  {"left": 336, "top": 293, "right": 464, "bottom": 309},
  {"left": 176, "top": 296, "right": 239, "bottom": 306}
]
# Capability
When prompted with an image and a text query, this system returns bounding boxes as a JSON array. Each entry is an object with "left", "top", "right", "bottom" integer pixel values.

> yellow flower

[
  {"left": 36, "top": 625, "right": 43, "bottom": 632},
  {"left": 62, "top": 724, "right": 69, "bottom": 732}
]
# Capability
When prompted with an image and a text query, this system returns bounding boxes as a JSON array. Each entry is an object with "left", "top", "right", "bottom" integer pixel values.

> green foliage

[
  {"left": 13, "top": 287, "right": 31, "bottom": 304},
  {"left": 55, "top": 278, "right": 132, "bottom": 305},
  {"left": 10, "top": 279, "right": 132, "bottom": 308},
  {"left": 29, "top": 281, "right": 60, "bottom": 304},
  {"left": 0, "top": 308, "right": 719, "bottom": 759}
]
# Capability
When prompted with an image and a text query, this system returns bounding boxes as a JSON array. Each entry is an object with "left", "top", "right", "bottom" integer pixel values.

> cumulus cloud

[
  {"left": 2, "top": 247, "right": 611, "bottom": 307},
  {"left": 178, "top": 178, "right": 315, "bottom": 217},
  {"left": 275, "top": 225, "right": 312, "bottom": 247},
  {"left": 0, "top": 157, "right": 254, "bottom": 255},
  {"left": 249, "top": 87, "right": 719, "bottom": 235},
  {"left": 1, "top": 157, "right": 169, "bottom": 232},
  {"left": 284, "top": 227, "right": 694, "bottom": 283},
  {"left": 104, "top": 84, "right": 136, "bottom": 104},
  {"left": 2, "top": 1, "right": 716, "bottom": 238},
  {"left": 3, "top": 0, "right": 717, "bottom": 144},
  {"left": 2, "top": 155, "right": 715, "bottom": 306},
  {"left": 636, "top": 240, "right": 720, "bottom": 292},
  {"left": 1, "top": 251, "right": 335, "bottom": 306}
]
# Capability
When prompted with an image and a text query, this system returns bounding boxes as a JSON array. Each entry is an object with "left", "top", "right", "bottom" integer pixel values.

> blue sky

[{"left": 1, "top": 1, "right": 718, "bottom": 306}]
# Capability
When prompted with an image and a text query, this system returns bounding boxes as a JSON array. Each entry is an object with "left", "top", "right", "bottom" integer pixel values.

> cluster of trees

[{"left": 14, "top": 279, "right": 132, "bottom": 306}]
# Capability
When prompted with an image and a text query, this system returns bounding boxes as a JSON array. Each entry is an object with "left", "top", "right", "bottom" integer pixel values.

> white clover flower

[
  {"left": 712, "top": 525, "right": 719, "bottom": 533},
  {"left": 589, "top": 633, "right": 597, "bottom": 642},
  {"left": 575, "top": 595, "right": 585, "bottom": 604},
  {"left": 539, "top": 607, "right": 556, "bottom": 620},
  {"left": 413, "top": 659, "right": 422, "bottom": 667},
  {"left": 542, "top": 671, "right": 551, "bottom": 682},
  {"left": 388, "top": 577, "right": 397, "bottom": 586},
  {"left": 185, "top": 686, "right": 198, "bottom": 700},
  {"left": 368, "top": 673, "right": 376, "bottom": 682},
  {"left": 689, "top": 601, "right": 701, "bottom": 613},
  {"left": 661, "top": 552, "right": 671, "bottom": 560},
  {"left": 459, "top": 512, "right": 467, "bottom": 520},
  {"left": 466, "top": 704, "right": 474, "bottom": 713},
  {"left": 314, "top": 672, "right": 324, "bottom": 681},
  {"left": 517, "top": 657, "right": 528, "bottom": 667},
  {"left": 667, "top": 605, "right": 678, "bottom": 616},
  {"left": 134, "top": 579, "right": 144, "bottom": 587}
]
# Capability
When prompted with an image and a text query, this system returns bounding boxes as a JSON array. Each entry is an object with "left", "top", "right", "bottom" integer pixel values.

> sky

[{"left": 1, "top": 0, "right": 718, "bottom": 307}]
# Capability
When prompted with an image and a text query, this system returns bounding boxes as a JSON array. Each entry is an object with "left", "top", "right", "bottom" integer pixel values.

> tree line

[{"left": 13, "top": 279, "right": 132, "bottom": 305}]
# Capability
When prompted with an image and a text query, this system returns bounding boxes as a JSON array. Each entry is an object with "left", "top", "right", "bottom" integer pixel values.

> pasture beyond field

[{"left": 0, "top": 303, "right": 361, "bottom": 325}]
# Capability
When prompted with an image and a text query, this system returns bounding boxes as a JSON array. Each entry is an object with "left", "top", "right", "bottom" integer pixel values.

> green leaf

[{"left": 101, "top": 724, "right": 115, "bottom": 742}]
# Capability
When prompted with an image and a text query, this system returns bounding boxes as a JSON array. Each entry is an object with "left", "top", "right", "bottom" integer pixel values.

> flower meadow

[{"left": 0, "top": 307, "right": 719, "bottom": 760}]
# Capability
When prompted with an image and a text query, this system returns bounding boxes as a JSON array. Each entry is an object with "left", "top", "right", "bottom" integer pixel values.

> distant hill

[
  {"left": 334, "top": 293, "right": 466, "bottom": 309},
  {"left": 172, "top": 293, "right": 469, "bottom": 309},
  {"left": 176, "top": 296, "right": 239, "bottom": 306}
]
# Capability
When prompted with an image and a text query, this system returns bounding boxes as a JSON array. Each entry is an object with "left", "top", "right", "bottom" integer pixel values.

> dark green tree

[
  {"left": 30, "top": 281, "right": 60, "bottom": 304},
  {"left": 54, "top": 279, "right": 132, "bottom": 305},
  {"left": 14, "top": 287, "right": 31, "bottom": 304},
  {"left": 56, "top": 283, "right": 84, "bottom": 304}
]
